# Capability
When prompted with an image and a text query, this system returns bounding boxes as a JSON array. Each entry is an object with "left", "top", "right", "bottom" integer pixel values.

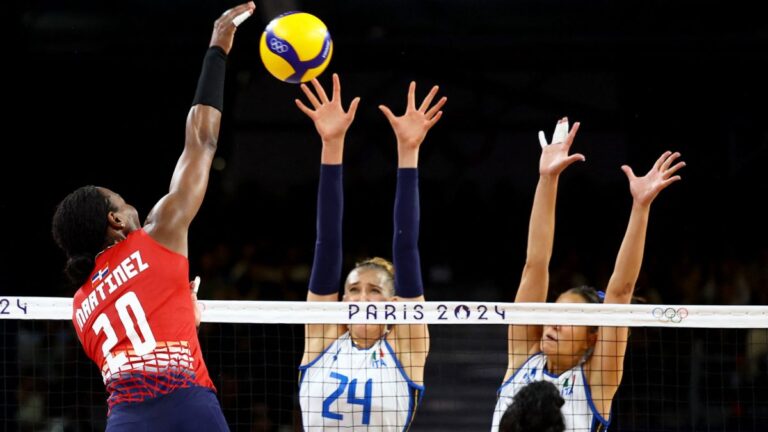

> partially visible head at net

[
  {"left": 52, "top": 186, "right": 140, "bottom": 286},
  {"left": 343, "top": 257, "right": 396, "bottom": 301},
  {"left": 539, "top": 285, "right": 603, "bottom": 366},
  {"left": 565, "top": 285, "right": 604, "bottom": 305},
  {"left": 343, "top": 257, "right": 396, "bottom": 343},
  {"left": 499, "top": 380, "right": 565, "bottom": 432}
]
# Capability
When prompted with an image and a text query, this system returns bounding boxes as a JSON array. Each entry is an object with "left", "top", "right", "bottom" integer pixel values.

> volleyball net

[{"left": 3, "top": 297, "right": 768, "bottom": 431}]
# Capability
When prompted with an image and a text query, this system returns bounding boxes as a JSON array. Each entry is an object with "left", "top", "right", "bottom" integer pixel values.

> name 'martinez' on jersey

[{"left": 74, "top": 250, "right": 150, "bottom": 331}]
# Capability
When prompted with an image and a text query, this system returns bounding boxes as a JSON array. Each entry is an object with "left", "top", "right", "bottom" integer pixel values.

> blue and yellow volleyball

[{"left": 259, "top": 12, "right": 333, "bottom": 84}]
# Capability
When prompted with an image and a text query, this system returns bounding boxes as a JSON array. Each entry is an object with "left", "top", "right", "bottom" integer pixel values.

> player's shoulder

[
  {"left": 133, "top": 227, "right": 188, "bottom": 259},
  {"left": 526, "top": 351, "right": 547, "bottom": 364},
  {"left": 99, "top": 229, "right": 149, "bottom": 257},
  {"left": 126, "top": 228, "right": 150, "bottom": 244},
  {"left": 72, "top": 286, "right": 86, "bottom": 303}
]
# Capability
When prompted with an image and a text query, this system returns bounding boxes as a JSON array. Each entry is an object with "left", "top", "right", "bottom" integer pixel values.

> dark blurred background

[
  {"left": 5, "top": 0, "right": 768, "bottom": 303},
  {"left": 5, "top": 0, "right": 768, "bottom": 304},
  {"left": 4, "top": 0, "right": 768, "bottom": 430}
]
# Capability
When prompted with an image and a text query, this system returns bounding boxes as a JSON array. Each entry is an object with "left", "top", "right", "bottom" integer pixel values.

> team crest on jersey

[
  {"left": 370, "top": 347, "right": 388, "bottom": 368},
  {"left": 561, "top": 373, "right": 575, "bottom": 397},
  {"left": 91, "top": 264, "right": 110, "bottom": 285}
]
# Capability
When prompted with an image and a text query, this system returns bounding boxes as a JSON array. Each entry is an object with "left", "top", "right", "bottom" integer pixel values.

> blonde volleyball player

[
  {"left": 491, "top": 118, "right": 685, "bottom": 431},
  {"left": 295, "top": 74, "right": 446, "bottom": 430},
  {"left": 51, "top": 3, "right": 255, "bottom": 430}
]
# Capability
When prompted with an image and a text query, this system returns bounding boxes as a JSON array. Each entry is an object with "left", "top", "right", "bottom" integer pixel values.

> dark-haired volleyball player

[
  {"left": 491, "top": 118, "right": 685, "bottom": 431},
  {"left": 295, "top": 74, "right": 446, "bottom": 430},
  {"left": 499, "top": 380, "right": 565, "bottom": 432},
  {"left": 51, "top": 3, "right": 255, "bottom": 430}
]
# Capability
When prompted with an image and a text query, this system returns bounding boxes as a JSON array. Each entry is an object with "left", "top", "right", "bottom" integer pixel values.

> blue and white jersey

[
  {"left": 491, "top": 352, "right": 610, "bottom": 432},
  {"left": 299, "top": 332, "right": 424, "bottom": 431}
]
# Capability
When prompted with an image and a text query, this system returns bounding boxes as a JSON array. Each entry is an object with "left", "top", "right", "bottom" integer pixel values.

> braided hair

[{"left": 52, "top": 186, "right": 114, "bottom": 286}]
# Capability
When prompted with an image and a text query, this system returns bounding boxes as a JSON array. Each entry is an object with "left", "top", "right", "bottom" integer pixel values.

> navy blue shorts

[{"left": 106, "top": 386, "right": 229, "bottom": 432}]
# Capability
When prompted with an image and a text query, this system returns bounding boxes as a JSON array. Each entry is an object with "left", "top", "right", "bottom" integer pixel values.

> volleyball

[{"left": 259, "top": 12, "right": 333, "bottom": 84}]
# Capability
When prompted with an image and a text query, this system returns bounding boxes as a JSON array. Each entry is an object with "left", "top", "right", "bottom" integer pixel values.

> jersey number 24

[{"left": 323, "top": 372, "right": 373, "bottom": 424}]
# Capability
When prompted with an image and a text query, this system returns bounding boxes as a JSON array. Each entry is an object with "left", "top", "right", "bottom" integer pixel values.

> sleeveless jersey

[
  {"left": 491, "top": 352, "right": 610, "bottom": 432},
  {"left": 298, "top": 332, "right": 424, "bottom": 431},
  {"left": 72, "top": 229, "right": 215, "bottom": 411}
]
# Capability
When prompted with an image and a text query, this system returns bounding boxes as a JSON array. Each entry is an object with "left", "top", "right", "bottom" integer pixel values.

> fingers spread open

[
  {"left": 565, "top": 122, "right": 581, "bottom": 148},
  {"left": 653, "top": 151, "right": 672, "bottom": 171},
  {"left": 621, "top": 164, "right": 636, "bottom": 180},
  {"left": 347, "top": 97, "right": 361, "bottom": 119},
  {"left": 661, "top": 176, "right": 682, "bottom": 188},
  {"left": 553, "top": 118, "right": 568, "bottom": 144},
  {"left": 565, "top": 153, "right": 586, "bottom": 165},
  {"left": 332, "top": 73, "right": 341, "bottom": 101},
  {"left": 661, "top": 152, "right": 681, "bottom": 171},
  {"left": 379, "top": 104, "right": 396, "bottom": 123},
  {"left": 538, "top": 131, "right": 548, "bottom": 148},
  {"left": 425, "top": 96, "right": 447, "bottom": 119},
  {"left": 427, "top": 110, "right": 444, "bottom": 127},
  {"left": 665, "top": 161, "right": 686, "bottom": 178},
  {"left": 419, "top": 85, "right": 439, "bottom": 112},
  {"left": 295, "top": 99, "right": 314, "bottom": 117},
  {"left": 407, "top": 81, "right": 417, "bottom": 111},
  {"left": 300, "top": 83, "right": 321, "bottom": 109},
  {"left": 310, "top": 78, "right": 329, "bottom": 104}
]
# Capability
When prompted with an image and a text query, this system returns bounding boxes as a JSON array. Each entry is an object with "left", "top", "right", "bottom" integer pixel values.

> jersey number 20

[
  {"left": 323, "top": 372, "right": 373, "bottom": 424},
  {"left": 92, "top": 292, "right": 157, "bottom": 374}
]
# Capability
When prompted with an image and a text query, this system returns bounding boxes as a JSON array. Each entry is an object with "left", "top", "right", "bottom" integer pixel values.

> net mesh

[{"left": 3, "top": 298, "right": 768, "bottom": 431}]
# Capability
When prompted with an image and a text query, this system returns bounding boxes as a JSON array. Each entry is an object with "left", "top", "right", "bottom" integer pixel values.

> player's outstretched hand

[{"left": 210, "top": 2, "right": 256, "bottom": 54}]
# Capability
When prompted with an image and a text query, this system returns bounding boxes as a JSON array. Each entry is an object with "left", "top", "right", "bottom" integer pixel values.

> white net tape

[{"left": 3, "top": 296, "right": 768, "bottom": 328}]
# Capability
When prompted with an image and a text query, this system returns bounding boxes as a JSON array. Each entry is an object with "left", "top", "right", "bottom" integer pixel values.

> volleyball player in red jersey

[{"left": 50, "top": 3, "right": 255, "bottom": 430}]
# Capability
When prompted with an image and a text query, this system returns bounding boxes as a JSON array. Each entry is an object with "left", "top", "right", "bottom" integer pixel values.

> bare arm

[
  {"left": 380, "top": 81, "right": 446, "bottom": 384},
  {"left": 507, "top": 119, "right": 584, "bottom": 379},
  {"left": 144, "top": 2, "right": 255, "bottom": 256},
  {"left": 589, "top": 151, "right": 685, "bottom": 416}
]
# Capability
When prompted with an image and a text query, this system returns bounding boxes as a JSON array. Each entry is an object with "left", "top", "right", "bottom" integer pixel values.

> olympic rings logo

[
  {"left": 652, "top": 307, "right": 689, "bottom": 323},
  {"left": 269, "top": 38, "right": 290, "bottom": 54}
]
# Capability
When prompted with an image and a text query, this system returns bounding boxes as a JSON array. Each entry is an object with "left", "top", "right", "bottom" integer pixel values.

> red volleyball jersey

[{"left": 72, "top": 229, "right": 215, "bottom": 411}]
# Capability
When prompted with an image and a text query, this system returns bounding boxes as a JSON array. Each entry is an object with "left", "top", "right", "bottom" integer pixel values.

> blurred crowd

[{"left": 189, "top": 238, "right": 768, "bottom": 306}]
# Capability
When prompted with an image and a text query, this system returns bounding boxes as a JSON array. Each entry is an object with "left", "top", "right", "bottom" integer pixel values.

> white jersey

[
  {"left": 491, "top": 353, "right": 610, "bottom": 432},
  {"left": 299, "top": 332, "right": 424, "bottom": 431}
]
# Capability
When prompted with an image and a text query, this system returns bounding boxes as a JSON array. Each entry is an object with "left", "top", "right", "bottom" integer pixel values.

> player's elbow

[
  {"left": 522, "top": 257, "right": 549, "bottom": 273},
  {"left": 393, "top": 240, "right": 418, "bottom": 256},
  {"left": 607, "top": 280, "right": 635, "bottom": 302}
]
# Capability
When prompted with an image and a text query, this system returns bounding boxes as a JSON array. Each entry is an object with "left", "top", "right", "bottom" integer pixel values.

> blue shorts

[{"left": 106, "top": 386, "right": 229, "bottom": 432}]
